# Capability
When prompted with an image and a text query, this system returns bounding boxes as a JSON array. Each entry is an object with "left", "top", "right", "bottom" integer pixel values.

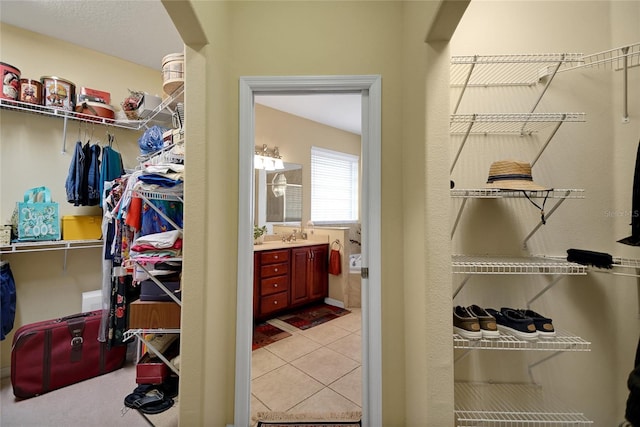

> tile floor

[{"left": 251, "top": 307, "right": 362, "bottom": 417}]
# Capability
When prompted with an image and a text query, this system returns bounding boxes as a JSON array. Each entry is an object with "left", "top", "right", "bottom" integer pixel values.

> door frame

[{"left": 235, "top": 75, "right": 382, "bottom": 427}]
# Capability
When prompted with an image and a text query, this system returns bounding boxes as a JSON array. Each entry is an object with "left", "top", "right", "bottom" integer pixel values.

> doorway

[{"left": 235, "top": 75, "right": 382, "bottom": 427}]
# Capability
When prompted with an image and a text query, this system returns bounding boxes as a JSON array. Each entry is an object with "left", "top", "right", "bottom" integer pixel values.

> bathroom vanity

[{"left": 253, "top": 241, "right": 329, "bottom": 320}]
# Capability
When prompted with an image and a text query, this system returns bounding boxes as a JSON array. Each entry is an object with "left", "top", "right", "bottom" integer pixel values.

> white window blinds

[{"left": 311, "top": 146, "right": 359, "bottom": 222}]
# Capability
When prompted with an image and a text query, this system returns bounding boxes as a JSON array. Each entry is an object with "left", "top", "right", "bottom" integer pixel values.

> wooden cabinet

[
  {"left": 254, "top": 248, "right": 290, "bottom": 320},
  {"left": 291, "top": 244, "right": 328, "bottom": 306},
  {"left": 253, "top": 243, "right": 328, "bottom": 320}
]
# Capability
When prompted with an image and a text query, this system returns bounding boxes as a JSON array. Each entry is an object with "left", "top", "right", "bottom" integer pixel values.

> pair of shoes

[
  {"left": 124, "top": 375, "right": 179, "bottom": 414},
  {"left": 516, "top": 308, "right": 556, "bottom": 339},
  {"left": 485, "top": 307, "right": 555, "bottom": 340},
  {"left": 453, "top": 305, "right": 499, "bottom": 340},
  {"left": 124, "top": 388, "right": 174, "bottom": 414}
]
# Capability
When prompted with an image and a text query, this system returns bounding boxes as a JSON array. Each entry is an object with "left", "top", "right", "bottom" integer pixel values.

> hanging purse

[{"left": 329, "top": 240, "right": 342, "bottom": 275}]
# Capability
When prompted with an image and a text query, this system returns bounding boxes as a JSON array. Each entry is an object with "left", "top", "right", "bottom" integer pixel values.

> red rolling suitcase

[{"left": 11, "top": 310, "right": 127, "bottom": 399}]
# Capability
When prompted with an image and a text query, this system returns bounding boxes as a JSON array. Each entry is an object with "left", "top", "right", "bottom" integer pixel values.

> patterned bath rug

[
  {"left": 252, "top": 322, "right": 292, "bottom": 351},
  {"left": 255, "top": 411, "right": 362, "bottom": 426},
  {"left": 277, "top": 303, "right": 350, "bottom": 330}
]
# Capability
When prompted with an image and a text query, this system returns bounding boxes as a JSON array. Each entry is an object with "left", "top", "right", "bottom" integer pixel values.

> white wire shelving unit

[
  {"left": 0, "top": 84, "right": 184, "bottom": 152},
  {"left": 453, "top": 329, "right": 590, "bottom": 352},
  {"left": 546, "top": 42, "right": 640, "bottom": 123},
  {"left": 452, "top": 255, "right": 587, "bottom": 275},
  {"left": 449, "top": 53, "right": 585, "bottom": 173},
  {"left": 449, "top": 112, "right": 586, "bottom": 173},
  {"left": 451, "top": 255, "right": 587, "bottom": 302},
  {"left": 123, "top": 328, "right": 181, "bottom": 376},
  {"left": 455, "top": 382, "right": 593, "bottom": 426},
  {"left": 543, "top": 254, "right": 640, "bottom": 279},
  {"left": 450, "top": 53, "right": 583, "bottom": 114},
  {"left": 0, "top": 239, "right": 103, "bottom": 270},
  {"left": 450, "top": 189, "right": 585, "bottom": 248}
]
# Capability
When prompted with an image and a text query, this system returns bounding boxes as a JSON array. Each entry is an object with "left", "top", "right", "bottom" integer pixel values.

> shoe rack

[{"left": 449, "top": 53, "right": 593, "bottom": 425}]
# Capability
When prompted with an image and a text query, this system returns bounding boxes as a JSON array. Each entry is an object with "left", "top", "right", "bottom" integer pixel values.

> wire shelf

[
  {"left": 451, "top": 53, "right": 584, "bottom": 87},
  {"left": 455, "top": 382, "right": 593, "bottom": 425},
  {"left": 0, "top": 239, "right": 102, "bottom": 254},
  {"left": 0, "top": 84, "right": 183, "bottom": 131},
  {"left": 450, "top": 188, "right": 584, "bottom": 199},
  {"left": 137, "top": 141, "right": 185, "bottom": 165},
  {"left": 450, "top": 112, "right": 586, "bottom": 135},
  {"left": 613, "top": 257, "right": 640, "bottom": 269},
  {"left": 123, "top": 328, "right": 181, "bottom": 342},
  {"left": 452, "top": 255, "right": 587, "bottom": 275},
  {"left": 556, "top": 42, "right": 640, "bottom": 73},
  {"left": 453, "top": 329, "right": 591, "bottom": 351},
  {"left": 133, "top": 189, "right": 183, "bottom": 202}
]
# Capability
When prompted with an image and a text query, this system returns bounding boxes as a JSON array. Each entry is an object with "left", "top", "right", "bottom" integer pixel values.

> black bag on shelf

[{"left": 566, "top": 248, "right": 613, "bottom": 269}]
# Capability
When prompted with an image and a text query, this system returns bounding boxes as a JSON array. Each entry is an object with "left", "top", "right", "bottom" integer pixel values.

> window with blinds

[{"left": 311, "top": 146, "right": 359, "bottom": 222}]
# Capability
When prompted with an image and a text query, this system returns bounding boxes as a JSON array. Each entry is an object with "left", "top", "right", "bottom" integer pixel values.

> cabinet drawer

[
  {"left": 261, "top": 275, "right": 287, "bottom": 296},
  {"left": 260, "top": 292, "right": 288, "bottom": 315},
  {"left": 261, "top": 262, "right": 289, "bottom": 278},
  {"left": 261, "top": 249, "right": 289, "bottom": 264}
]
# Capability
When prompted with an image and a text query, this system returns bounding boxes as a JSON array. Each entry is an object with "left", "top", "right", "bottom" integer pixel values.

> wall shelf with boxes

[
  {"left": 450, "top": 52, "right": 591, "bottom": 425},
  {"left": 0, "top": 84, "right": 183, "bottom": 153}
]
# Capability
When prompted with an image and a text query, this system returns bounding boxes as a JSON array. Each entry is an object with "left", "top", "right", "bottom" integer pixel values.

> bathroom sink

[{"left": 254, "top": 239, "right": 327, "bottom": 250}]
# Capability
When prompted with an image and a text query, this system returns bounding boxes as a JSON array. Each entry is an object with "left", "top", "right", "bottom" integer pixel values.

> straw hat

[{"left": 485, "top": 159, "right": 551, "bottom": 191}]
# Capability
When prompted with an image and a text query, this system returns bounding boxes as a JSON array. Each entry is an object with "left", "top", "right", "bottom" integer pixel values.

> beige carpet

[{"left": 1, "top": 361, "right": 178, "bottom": 427}]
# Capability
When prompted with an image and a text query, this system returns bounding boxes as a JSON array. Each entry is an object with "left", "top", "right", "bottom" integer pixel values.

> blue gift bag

[{"left": 11, "top": 187, "right": 60, "bottom": 241}]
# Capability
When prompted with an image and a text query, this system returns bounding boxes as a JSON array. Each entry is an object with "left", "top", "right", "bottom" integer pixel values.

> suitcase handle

[{"left": 55, "top": 311, "right": 95, "bottom": 323}]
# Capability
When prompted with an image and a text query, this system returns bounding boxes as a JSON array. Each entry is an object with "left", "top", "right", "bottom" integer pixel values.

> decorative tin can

[
  {"left": 162, "top": 53, "right": 184, "bottom": 96},
  {"left": 1, "top": 62, "right": 20, "bottom": 101},
  {"left": 19, "top": 79, "right": 43, "bottom": 105},
  {"left": 41, "top": 76, "right": 75, "bottom": 111}
]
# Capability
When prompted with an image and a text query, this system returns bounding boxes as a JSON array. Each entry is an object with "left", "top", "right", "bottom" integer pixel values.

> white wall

[{"left": 450, "top": 1, "right": 640, "bottom": 424}]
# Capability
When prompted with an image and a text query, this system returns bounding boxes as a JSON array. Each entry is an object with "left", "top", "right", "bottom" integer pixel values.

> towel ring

[{"left": 331, "top": 239, "right": 342, "bottom": 250}]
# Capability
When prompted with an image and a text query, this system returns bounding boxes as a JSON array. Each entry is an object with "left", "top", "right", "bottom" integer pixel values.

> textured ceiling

[
  {"left": 0, "top": 0, "right": 183, "bottom": 70},
  {"left": 0, "top": 0, "right": 361, "bottom": 134}
]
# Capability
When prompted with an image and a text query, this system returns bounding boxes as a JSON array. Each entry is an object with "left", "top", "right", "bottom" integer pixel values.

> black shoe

[
  {"left": 486, "top": 308, "right": 538, "bottom": 340},
  {"left": 515, "top": 308, "right": 556, "bottom": 339}
]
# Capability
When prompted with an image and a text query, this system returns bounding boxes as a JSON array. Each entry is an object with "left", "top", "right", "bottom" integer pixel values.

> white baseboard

[{"left": 324, "top": 297, "right": 344, "bottom": 308}]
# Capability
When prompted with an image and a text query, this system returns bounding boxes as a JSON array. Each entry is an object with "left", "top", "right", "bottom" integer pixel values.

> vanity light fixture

[
  {"left": 254, "top": 144, "right": 285, "bottom": 170},
  {"left": 272, "top": 172, "right": 287, "bottom": 197}
]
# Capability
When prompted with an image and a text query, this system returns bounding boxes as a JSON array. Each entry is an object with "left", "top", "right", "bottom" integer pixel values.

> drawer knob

[
  {"left": 274, "top": 268, "right": 278, "bottom": 272},
  {"left": 274, "top": 284, "right": 278, "bottom": 288},
  {"left": 274, "top": 255, "right": 279, "bottom": 259},
  {"left": 274, "top": 301, "right": 278, "bottom": 305}
]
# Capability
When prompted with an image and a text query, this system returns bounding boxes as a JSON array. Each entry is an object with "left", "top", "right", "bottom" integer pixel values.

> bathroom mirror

[{"left": 255, "top": 163, "right": 302, "bottom": 225}]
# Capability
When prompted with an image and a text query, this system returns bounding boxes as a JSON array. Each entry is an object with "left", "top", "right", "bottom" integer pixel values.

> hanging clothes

[
  {"left": 0, "top": 261, "right": 17, "bottom": 341},
  {"left": 65, "top": 141, "right": 86, "bottom": 206},
  {"left": 65, "top": 140, "right": 102, "bottom": 206},
  {"left": 87, "top": 143, "right": 101, "bottom": 206},
  {"left": 619, "top": 138, "right": 640, "bottom": 246},
  {"left": 99, "top": 142, "right": 124, "bottom": 203}
]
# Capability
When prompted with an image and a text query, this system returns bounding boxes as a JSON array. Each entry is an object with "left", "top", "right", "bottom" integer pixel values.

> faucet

[{"left": 282, "top": 229, "right": 297, "bottom": 242}]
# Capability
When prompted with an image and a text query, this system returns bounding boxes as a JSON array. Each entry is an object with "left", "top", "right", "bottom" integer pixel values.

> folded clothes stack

[{"left": 453, "top": 305, "right": 555, "bottom": 341}]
